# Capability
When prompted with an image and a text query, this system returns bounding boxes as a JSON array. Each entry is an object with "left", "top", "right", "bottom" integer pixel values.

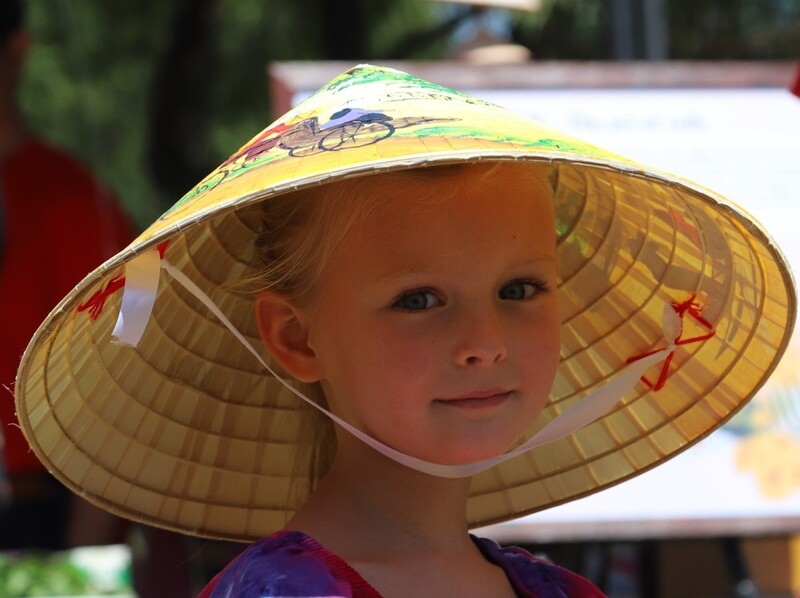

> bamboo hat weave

[{"left": 15, "top": 65, "right": 796, "bottom": 542}]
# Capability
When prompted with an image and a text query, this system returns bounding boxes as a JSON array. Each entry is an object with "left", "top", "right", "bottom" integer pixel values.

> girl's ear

[{"left": 255, "top": 291, "right": 321, "bottom": 383}]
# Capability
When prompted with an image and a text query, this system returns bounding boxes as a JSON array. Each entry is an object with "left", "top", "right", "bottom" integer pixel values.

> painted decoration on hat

[
  {"left": 146, "top": 65, "right": 626, "bottom": 242},
  {"left": 170, "top": 107, "right": 457, "bottom": 205}
]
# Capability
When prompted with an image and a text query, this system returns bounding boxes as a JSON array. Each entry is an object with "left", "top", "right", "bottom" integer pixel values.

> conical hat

[{"left": 15, "top": 65, "right": 796, "bottom": 541}]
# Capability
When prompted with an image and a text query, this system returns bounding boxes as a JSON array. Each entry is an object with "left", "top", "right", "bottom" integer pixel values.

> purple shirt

[{"left": 200, "top": 530, "right": 606, "bottom": 597}]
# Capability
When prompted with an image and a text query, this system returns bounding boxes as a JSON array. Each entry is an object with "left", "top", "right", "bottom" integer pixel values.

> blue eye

[
  {"left": 394, "top": 290, "right": 441, "bottom": 311},
  {"left": 499, "top": 280, "right": 544, "bottom": 300}
]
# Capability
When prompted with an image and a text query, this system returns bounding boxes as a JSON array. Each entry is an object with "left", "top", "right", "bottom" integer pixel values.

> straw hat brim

[{"left": 15, "top": 65, "right": 796, "bottom": 541}]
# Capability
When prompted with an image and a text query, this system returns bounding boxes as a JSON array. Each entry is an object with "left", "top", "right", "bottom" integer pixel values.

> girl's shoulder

[
  {"left": 199, "top": 530, "right": 381, "bottom": 598},
  {"left": 472, "top": 535, "right": 607, "bottom": 598}
]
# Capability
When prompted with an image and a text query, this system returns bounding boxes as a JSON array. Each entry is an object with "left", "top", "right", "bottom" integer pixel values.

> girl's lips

[{"left": 435, "top": 390, "right": 513, "bottom": 408}]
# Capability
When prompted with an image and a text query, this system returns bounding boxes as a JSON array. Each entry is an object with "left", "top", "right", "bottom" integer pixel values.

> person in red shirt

[{"left": 0, "top": 0, "right": 133, "bottom": 549}]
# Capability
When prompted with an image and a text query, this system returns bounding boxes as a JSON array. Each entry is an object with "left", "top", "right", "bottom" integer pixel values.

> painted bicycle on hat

[{"left": 224, "top": 107, "right": 454, "bottom": 162}]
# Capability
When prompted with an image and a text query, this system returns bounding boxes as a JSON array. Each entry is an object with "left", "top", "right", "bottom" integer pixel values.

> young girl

[{"left": 14, "top": 65, "right": 795, "bottom": 597}]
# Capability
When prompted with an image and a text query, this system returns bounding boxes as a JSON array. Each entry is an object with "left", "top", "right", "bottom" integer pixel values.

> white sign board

[{"left": 471, "top": 88, "right": 800, "bottom": 540}]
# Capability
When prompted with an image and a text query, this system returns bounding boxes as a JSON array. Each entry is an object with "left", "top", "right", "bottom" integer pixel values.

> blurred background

[
  {"left": 18, "top": 0, "right": 800, "bottom": 227},
  {"left": 4, "top": 1, "right": 800, "bottom": 597}
]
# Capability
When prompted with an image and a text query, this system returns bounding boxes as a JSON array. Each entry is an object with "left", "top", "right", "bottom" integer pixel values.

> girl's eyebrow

[
  {"left": 514, "top": 257, "right": 558, "bottom": 268},
  {"left": 371, "top": 257, "right": 557, "bottom": 283},
  {"left": 367, "top": 265, "right": 439, "bottom": 284}
]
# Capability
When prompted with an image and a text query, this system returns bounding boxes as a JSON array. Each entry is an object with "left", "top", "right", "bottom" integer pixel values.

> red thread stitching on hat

[
  {"left": 625, "top": 295, "right": 716, "bottom": 391},
  {"left": 76, "top": 273, "right": 125, "bottom": 320},
  {"left": 76, "top": 240, "right": 171, "bottom": 321}
]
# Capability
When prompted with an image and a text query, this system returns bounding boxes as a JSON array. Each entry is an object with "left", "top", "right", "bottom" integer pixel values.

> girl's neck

[{"left": 288, "top": 437, "right": 474, "bottom": 560}]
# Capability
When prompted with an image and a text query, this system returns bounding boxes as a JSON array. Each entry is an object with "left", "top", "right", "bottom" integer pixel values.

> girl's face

[{"left": 304, "top": 170, "right": 560, "bottom": 466}]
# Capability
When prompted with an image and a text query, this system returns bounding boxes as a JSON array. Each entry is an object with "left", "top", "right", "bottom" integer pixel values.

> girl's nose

[{"left": 452, "top": 310, "right": 508, "bottom": 367}]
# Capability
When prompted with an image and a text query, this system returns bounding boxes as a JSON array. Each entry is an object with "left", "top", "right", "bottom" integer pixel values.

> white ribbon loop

[
  {"left": 112, "top": 249, "right": 675, "bottom": 479},
  {"left": 112, "top": 250, "right": 161, "bottom": 346}
]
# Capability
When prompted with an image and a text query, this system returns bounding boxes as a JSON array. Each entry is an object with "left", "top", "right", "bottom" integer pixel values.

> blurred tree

[
  {"left": 668, "top": 0, "right": 800, "bottom": 59},
  {"left": 509, "top": 0, "right": 800, "bottom": 60},
  {"left": 148, "top": 0, "right": 219, "bottom": 205},
  {"left": 511, "top": 0, "right": 612, "bottom": 59},
  {"left": 20, "top": 0, "right": 173, "bottom": 225}
]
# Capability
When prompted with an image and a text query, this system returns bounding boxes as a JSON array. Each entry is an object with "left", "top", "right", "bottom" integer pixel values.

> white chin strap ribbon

[{"left": 112, "top": 250, "right": 678, "bottom": 479}]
